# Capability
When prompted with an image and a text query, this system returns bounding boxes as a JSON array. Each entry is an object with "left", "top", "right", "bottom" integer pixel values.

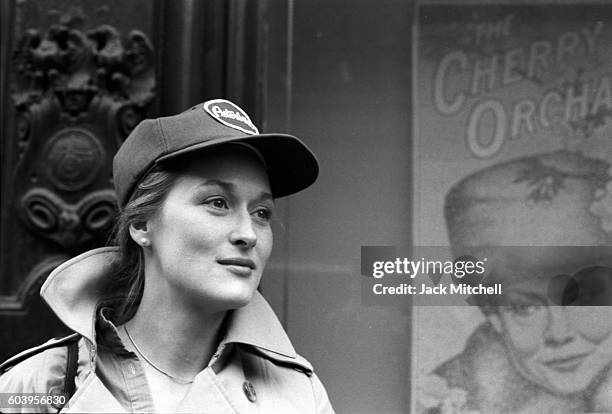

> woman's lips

[
  {"left": 543, "top": 353, "right": 590, "bottom": 372},
  {"left": 217, "top": 258, "right": 256, "bottom": 276}
]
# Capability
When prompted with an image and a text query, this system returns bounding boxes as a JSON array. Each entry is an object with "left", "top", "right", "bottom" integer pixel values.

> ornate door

[
  {"left": 0, "top": 0, "right": 158, "bottom": 361},
  {"left": 0, "top": 0, "right": 265, "bottom": 361}
]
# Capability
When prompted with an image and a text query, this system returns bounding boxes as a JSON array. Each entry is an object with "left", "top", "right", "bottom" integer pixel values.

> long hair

[{"left": 107, "top": 165, "right": 178, "bottom": 324}]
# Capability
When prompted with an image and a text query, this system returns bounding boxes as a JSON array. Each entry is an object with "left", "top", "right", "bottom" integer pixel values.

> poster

[{"left": 413, "top": 1, "right": 612, "bottom": 413}]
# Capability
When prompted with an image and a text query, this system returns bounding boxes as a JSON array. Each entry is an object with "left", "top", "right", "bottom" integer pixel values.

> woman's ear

[{"left": 129, "top": 222, "right": 151, "bottom": 247}]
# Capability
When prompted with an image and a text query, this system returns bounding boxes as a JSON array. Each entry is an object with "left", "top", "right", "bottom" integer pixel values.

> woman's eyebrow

[
  {"left": 259, "top": 192, "right": 274, "bottom": 202},
  {"left": 198, "top": 179, "right": 273, "bottom": 201},
  {"left": 504, "top": 290, "right": 547, "bottom": 303},
  {"left": 199, "top": 179, "right": 236, "bottom": 191}
]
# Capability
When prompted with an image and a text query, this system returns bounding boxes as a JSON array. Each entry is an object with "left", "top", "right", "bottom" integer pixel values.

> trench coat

[
  {"left": 0, "top": 247, "right": 335, "bottom": 414},
  {"left": 419, "top": 322, "right": 612, "bottom": 414}
]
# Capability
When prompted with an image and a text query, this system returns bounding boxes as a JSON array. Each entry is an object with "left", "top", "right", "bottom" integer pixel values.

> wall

[{"left": 262, "top": 1, "right": 414, "bottom": 412}]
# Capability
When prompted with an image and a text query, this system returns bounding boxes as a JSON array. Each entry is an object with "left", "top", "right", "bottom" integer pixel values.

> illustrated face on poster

[
  {"left": 491, "top": 277, "right": 612, "bottom": 395},
  {"left": 413, "top": 2, "right": 612, "bottom": 413}
]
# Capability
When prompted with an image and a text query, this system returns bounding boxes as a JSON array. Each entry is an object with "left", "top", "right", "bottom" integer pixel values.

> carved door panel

[
  {"left": 0, "top": 0, "right": 269, "bottom": 361},
  {"left": 0, "top": 0, "right": 158, "bottom": 361}
]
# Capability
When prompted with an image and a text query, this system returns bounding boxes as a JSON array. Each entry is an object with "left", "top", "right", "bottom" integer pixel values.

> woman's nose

[
  {"left": 544, "top": 307, "right": 575, "bottom": 346},
  {"left": 229, "top": 212, "right": 257, "bottom": 248}
]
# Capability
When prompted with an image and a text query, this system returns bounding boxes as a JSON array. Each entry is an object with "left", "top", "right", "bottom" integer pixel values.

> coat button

[{"left": 243, "top": 380, "right": 257, "bottom": 403}]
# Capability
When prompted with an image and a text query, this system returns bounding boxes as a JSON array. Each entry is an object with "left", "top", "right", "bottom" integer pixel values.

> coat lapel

[{"left": 62, "top": 373, "right": 128, "bottom": 413}]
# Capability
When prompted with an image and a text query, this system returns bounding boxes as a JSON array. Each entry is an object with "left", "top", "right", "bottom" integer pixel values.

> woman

[
  {"left": 0, "top": 99, "right": 335, "bottom": 413},
  {"left": 418, "top": 151, "right": 612, "bottom": 414}
]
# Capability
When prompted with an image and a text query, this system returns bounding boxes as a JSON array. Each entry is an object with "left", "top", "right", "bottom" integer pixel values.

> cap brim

[{"left": 155, "top": 133, "right": 319, "bottom": 198}]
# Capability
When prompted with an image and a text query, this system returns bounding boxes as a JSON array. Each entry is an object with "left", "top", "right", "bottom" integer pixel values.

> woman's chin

[
  {"left": 177, "top": 277, "right": 260, "bottom": 312},
  {"left": 533, "top": 370, "right": 595, "bottom": 395},
  {"left": 219, "top": 293, "right": 255, "bottom": 310},
  {"left": 191, "top": 290, "right": 256, "bottom": 313},
  {"left": 544, "top": 380, "right": 589, "bottom": 395}
]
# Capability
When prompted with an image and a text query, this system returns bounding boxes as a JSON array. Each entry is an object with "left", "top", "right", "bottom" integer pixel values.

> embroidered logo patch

[{"left": 203, "top": 99, "right": 259, "bottom": 135}]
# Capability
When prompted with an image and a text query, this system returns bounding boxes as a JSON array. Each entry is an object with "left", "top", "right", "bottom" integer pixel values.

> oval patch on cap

[{"left": 203, "top": 99, "right": 259, "bottom": 135}]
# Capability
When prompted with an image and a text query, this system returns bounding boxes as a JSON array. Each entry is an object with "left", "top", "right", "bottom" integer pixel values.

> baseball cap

[{"left": 113, "top": 99, "right": 319, "bottom": 207}]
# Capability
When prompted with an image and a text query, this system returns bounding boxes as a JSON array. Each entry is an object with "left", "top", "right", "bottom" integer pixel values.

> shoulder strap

[
  {"left": 0, "top": 333, "right": 81, "bottom": 374},
  {"left": 50, "top": 338, "right": 80, "bottom": 410},
  {"left": 63, "top": 339, "right": 79, "bottom": 398},
  {"left": 1, "top": 334, "right": 82, "bottom": 411}
]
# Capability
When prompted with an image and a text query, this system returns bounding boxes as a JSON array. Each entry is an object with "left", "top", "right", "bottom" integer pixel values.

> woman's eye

[
  {"left": 508, "top": 304, "right": 542, "bottom": 317},
  {"left": 253, "top": 208, "right": 272, "bottom": 222},
  {"left": 205, "top": 198, "right": 229, "bottom": 209}
]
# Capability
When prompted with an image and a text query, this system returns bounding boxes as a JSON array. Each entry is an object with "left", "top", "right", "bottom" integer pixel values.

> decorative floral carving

[
  {"left": 11, "top": 16, "right": 156, "bottom": 250},
  {"left": 13, "top": 22, "right": 154, "bottom": 113}
]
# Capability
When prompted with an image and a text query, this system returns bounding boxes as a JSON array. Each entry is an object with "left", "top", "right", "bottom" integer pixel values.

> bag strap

[
  {"left": 0, "top": 333, "right": 81, "bottom": 374},
  {"left": 63, "top": 339, "right": 79, "bottom": 399},
  {"left": 51, "top": 336, "right": 81, "bottom": 411}
]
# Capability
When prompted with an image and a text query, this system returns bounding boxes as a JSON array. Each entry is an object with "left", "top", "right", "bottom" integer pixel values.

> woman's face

[
  {"left": 141, "top": 146, "right": 274, "bottom": 313},
  {"left": 490, "top": 275, "right": 612, "bottom": 394}
]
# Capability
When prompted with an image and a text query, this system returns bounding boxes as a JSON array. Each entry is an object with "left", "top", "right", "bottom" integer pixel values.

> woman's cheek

[
  {"left": 503, "top": 318, "right": 543, "bottom": 358},
  {"left": 568, "top": 307, "right": 612, "bottom": 343},
  {"left": 257, "top": 228, "right": 273, "bottom": 261},
  {"left": 181, "top": 219, "right": 223, "bottom": 249}
]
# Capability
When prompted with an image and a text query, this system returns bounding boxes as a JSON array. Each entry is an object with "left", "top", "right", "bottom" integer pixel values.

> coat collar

[{"left": 40, "top": 247, "right": 299, "bottom": 361}]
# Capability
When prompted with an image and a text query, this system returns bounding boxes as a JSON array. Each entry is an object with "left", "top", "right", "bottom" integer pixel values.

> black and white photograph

[{"left": 2, "top": 0, "right": 612, "bottom": 413}]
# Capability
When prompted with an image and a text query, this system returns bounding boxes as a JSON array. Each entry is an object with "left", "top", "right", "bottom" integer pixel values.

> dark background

[{"left": 0, "top": 1, "right": 413, "bottom": 412}]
